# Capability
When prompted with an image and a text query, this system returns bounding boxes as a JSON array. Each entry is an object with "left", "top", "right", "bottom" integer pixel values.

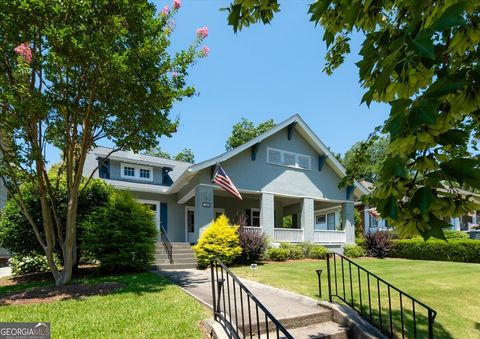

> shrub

[
  {"left": 266, "top": 248, "right": 289, "bottom": 261},
  {"left": 390, "top": 239, "right": 480, "bottom": 263},
  {"left": 443, "top": 230, "right": 469, "bottom": 239},
  {"left": 193, "top": 215, "right": 242, "bottom": 268},
  {"left": 364, "top": 231, "right": 393, "bottom": 258},
  {"left": 298, "top": 242, "right": 314, "bottom": 257},
  {"left": 0, "top": 177, "right": 111, "bottom": 259},
  {"left": 82, "top": 191, "right": 157, "bottom": 273},
  {"left": 236, "top": 228, "right": 268, "bottom": 264},
  {"left": 344, "top": 244, "right": 366, "bottom": 258},
  {"left": 279, "top": 243, "right": 305, "bottom": 260},
  {"left": 308, "top": 246, "right": 328, "bottom": 259},
  {"left": 9, "top": 255, "right": 51, "bottom": 276}
]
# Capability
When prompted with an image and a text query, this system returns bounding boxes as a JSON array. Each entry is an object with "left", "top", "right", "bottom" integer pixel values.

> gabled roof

[{"left": 169, "top": 114, "right": 370, "bottom": 196}]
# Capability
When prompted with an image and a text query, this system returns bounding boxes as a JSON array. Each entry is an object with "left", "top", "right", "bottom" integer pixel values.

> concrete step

[
  {"left": 155, "top": 253, "right": 196, "bottom": 260},
  {"left": 244, "top": 309, "right": 333, "bottom": 337},
  {"left": 154, "top": 263, "right": 197, "bottom": 270},
  {"left": 264, "top": 321, "right": 349, "bottom": 339},
  {"left": 155, "top": 258, "right": 197, "bottom": 265}
]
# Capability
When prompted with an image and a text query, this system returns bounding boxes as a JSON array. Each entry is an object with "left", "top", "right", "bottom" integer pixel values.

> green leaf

[
  {"left": 382, "top": 157, "right": 407, "bottom": 178},
  {"left": 437, "top": 129, "right": 468, "bottom": 146},
  {"left": 418, "top": 215, "right": 449, "bottom": 241},
  {"left": 412, "top": 30, "right": 435, "bottom": 60},
  {"left": 440, "top": 158, "right": 480, "bottom": 189},
  {"left": 424, "top": 75, "right": 467, "bottom": 98},
  {"left": 408, "top": 106, "right": 436, "bottom": 129},
  {"left": 410, "top": 187, "right": 436, "bottom": 216},
  {"left": 378, "top": 196, "right": 398, "bottom": 220},
  {"left": 429, "top": 1, "right": 467, "bottom": 32},
  {"left": 309, "top": 0, "right": 331, "bottom": 25},
  {"left": 323, "top": 30, "right": 335, "bottom": 47},
  {"left": 361, "top": 90, "right": 374, "bottom": 106}
]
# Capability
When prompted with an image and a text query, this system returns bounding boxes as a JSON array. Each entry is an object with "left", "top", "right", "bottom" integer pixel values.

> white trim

[
  {"left": 266, "top": 147, "right": 311, "bottom": 170},
  {"left": 137, "top": 199, "right": 160, "bottom": 230},
  {"left": 178, "top": 187, "right": 195, "bottom": 204},
  {"left": 315, "top": 206, "right": 341, "bottom": 214},
  {"left": 120, "top": 163, "right": 154, "bottom": 182},
  {"left": 184, "top": 206, "right": 226, "bottom": 243}
]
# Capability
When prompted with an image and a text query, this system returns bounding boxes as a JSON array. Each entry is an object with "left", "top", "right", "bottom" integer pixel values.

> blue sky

[{"left": 47, "top": 0, "right": 389, "bottom": 164}]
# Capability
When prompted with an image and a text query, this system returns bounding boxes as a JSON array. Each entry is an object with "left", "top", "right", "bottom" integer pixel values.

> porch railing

[
  {"left": 211, "top": 259, "right": 293, "bottom": 338},
  {"left": 160, "top": 225, "right": 173, "bottom": 264},
  {"left": 314, "top": 230, "right": 346, "bottom": 243},
  {"left": 326, "top": 253, "right": 437, "bottom": 338},
  {"left": 273, "top": 228, "right": 304, "bottom": 242}
]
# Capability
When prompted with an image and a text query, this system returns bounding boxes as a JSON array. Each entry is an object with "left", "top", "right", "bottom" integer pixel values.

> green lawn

[
  {"left": 0, "top": 272, "right": 207, "bottom": 338},
  {"left": 231, "top": 258, "right": 480, "bottom": 339}
]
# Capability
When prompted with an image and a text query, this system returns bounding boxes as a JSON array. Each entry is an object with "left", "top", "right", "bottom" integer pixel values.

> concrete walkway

[{"left": 0, "top": 266, "right": 12, "bottom": 278}]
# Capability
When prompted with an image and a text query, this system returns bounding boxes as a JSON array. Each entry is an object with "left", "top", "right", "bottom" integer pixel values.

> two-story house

[{"left": 84, "top": 115, "right": 368, "bottom": 252}]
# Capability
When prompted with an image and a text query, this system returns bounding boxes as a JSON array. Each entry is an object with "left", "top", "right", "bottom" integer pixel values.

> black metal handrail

[
  {"left": 211, "top": 259, "right": 293, "bottom": 338},
  {"left": 160, "top": 225, "right": 173, "bottom": 264},
  {"left": 326, "top": 253, "right": 437, "bottom": 339}
]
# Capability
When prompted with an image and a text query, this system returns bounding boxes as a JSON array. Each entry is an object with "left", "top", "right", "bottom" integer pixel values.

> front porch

[{"left": 183, "top": 184, "right": 354, "bottom": 245}]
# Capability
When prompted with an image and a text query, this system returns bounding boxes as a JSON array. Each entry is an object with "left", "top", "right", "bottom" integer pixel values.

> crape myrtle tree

[
  {"left": 225, "top": 0, "right": 480, "bottom": 240},
  {"left": 0, "top": 0, "right": 210, "bottom": 285}
]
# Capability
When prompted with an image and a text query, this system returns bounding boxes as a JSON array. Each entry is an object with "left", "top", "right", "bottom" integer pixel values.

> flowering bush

[
  {"left": 14, "top": 43, "right": 32, "bottom": 63},
  {"left": 193, "top": 215, "right": 242, "bottom": 268},
  {"left": 9, "top": 255, "right": 51, "bottom": 276}
]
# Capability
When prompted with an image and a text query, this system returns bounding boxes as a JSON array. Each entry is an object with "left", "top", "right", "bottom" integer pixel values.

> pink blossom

[
  {"left": 161, "top": 5, "right": 169, "bottom": 15},
  {"left": 14, "top": 43, "right": 32, "bottom": 63},
  {"left": 201, "top": 46, "right": 210, "bottom": 57},
  {"left": 196, "top": 26, "right": 208, "bottom": 39},
  {"left": 173, "top": 0, "right": 181, "bottom": 9},
  {"left": 172, "top": 71, "right": 178, "bottom": 78}
]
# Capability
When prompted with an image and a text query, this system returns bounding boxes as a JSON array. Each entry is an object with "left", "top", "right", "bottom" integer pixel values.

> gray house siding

[{"left": 215, "top": 126, "right": 347, "bottom": 200}]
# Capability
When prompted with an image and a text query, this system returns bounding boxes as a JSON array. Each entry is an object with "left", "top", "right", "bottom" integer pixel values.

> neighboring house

[
  {"left": 84, "top": 114, "right": 368, "bottom": 250},
  {"left": 357, "top": 180, "right": 480, "bottom": 234},
  {"left": 0, "top": 152, "right": 9, "bottom": 259}
]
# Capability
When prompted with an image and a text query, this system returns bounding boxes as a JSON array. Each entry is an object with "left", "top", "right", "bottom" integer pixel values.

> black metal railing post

[
  {"left": 159, "top": 225, "right": 173, "bottom": 264},
  {"left": 316, "top": 269, "right": 323, "bottom": 298},
  {"left": 324, "top": 252, "right": 437, "bottom": 338},
  {"left": 326, "top": 253, "right": 332, "bottom": 303},
  {"left": 210, "top": 258, "right": 293, "bottom": 338}
]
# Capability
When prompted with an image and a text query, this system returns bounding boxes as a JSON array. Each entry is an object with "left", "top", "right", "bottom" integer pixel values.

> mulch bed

[{"left": 0, "top": 281, "right": 124, "bottom": 306}]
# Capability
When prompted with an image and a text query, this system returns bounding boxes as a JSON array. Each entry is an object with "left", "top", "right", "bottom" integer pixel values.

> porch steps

[{"left": 153, "top": 242, "right": 197, "bottom": 270}]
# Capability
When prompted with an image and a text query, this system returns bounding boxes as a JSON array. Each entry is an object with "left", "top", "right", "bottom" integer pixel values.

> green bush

[
  {"left": 9, "top": 255, "right": 51, "bottom": 276},
  {"left": 344, "top": 245, "right": 366, "bottom": 258},
  {"left": 443, "top": 230, "right": 469, "bottom": 239},
  {"left": 266, "top": 248, "right": 289, "bottom": 261},
  {"left": 0, "top": 177, "right": 111, "bottom": 258},
  {"left": 82, "top": 191, "right": 157, "bottom": 272},
  {"left": 193, "top": 215, "right": 242, "bottom": 268},
  {"left": 308, "top": 246, "right": 328, "bottom": 259},
  {"left": 279, "top": 243, "right": 305, "bottom": 259},
  {"left": 390, "top": 239, "right": 480, "bottom": 263}
]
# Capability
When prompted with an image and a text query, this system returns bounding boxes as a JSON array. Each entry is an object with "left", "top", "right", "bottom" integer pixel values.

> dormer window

[
  {"left": 121, "top": 163, "right": 153, "bottom": 182},
  {"left": 124, "top": 166, "right": 135, "bottom": 177}
]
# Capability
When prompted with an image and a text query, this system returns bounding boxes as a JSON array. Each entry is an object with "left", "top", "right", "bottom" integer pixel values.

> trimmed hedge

[
  {"left": 391, "top": 239, "right": 480, "bottom": 263},
  {"left": 344, "top": 245, "right": 365, "bottom": 258},
  {"left": 266, "top": 248, "right": 289, "bottom": 261},
  {"left": 309, "top": 246, "right": 328, "bottom": 259}
]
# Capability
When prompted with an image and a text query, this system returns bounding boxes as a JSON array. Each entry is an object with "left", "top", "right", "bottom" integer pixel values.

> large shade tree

[
  {"left": 225, "top": 117, "right": 276, "bottom": 150},
  {"left": 0, "top": 0, "right": 209, "bottom": 285},
  {"left": 225, "top": 0, "right": 480, "bottom": 239}
]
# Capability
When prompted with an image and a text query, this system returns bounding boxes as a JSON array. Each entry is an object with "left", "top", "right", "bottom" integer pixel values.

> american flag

[{"left": 212, "top": 164, "right": 243, "bottom": 200}]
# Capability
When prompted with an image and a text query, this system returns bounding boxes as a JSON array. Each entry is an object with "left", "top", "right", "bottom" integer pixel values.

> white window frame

[
  {"left": 137, "top": 199, "right": 160, "bottom": 230},
  {"left": 250, "top": 208, "right": 261, "bottom": 227},
  {"left": 120, "top": 163, "right": 153, "bottom": 182},
  {"left": 266, "top": 147, "right": 311, "bottom": 170}
]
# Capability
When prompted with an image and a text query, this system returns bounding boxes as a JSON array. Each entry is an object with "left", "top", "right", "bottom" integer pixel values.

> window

[
  {"left": 267, "top": 147, "right": 311, "bottom": 170},
  {"left": 327, "top": 213, "right": 336, "bottom": 230},
  {"left": 120, "top": 163, "right": 153, "bottom": 182},
  {"left": 315, "top": 215, "right": 326, "bottom": 224},
  {"left": 251, "top": 209, "right": 260, "bottom": 227},
  {"left": 124, "top": 166, "right": 135, "bottom": 177},
  {"left": 370, "top": 214, "right": 378, "bottom": 228},
  {"left": 140, "top": 168, "right": 150, "bottom": 179},
  {"left": 187, "top": 210, "right": 194, "bottom": 233}
]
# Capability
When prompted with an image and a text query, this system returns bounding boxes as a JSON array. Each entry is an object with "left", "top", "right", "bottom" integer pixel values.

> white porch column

[
  {"left": 194, "top": 184, "right": 214, "bottom": 241},
  {"left": 301, "top": 198, "right": 314, "bottom": 242},
  {"left": 260, "top": 193, "right": 275, "bottom": 241},
  {"left": 342, "top": 201, "right": 355, "bottom": 244}
]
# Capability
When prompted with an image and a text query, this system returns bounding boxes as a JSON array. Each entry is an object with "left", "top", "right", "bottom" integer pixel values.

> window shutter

[{"left": 160, "top": 203, "right": 168, "bottom": 232}]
